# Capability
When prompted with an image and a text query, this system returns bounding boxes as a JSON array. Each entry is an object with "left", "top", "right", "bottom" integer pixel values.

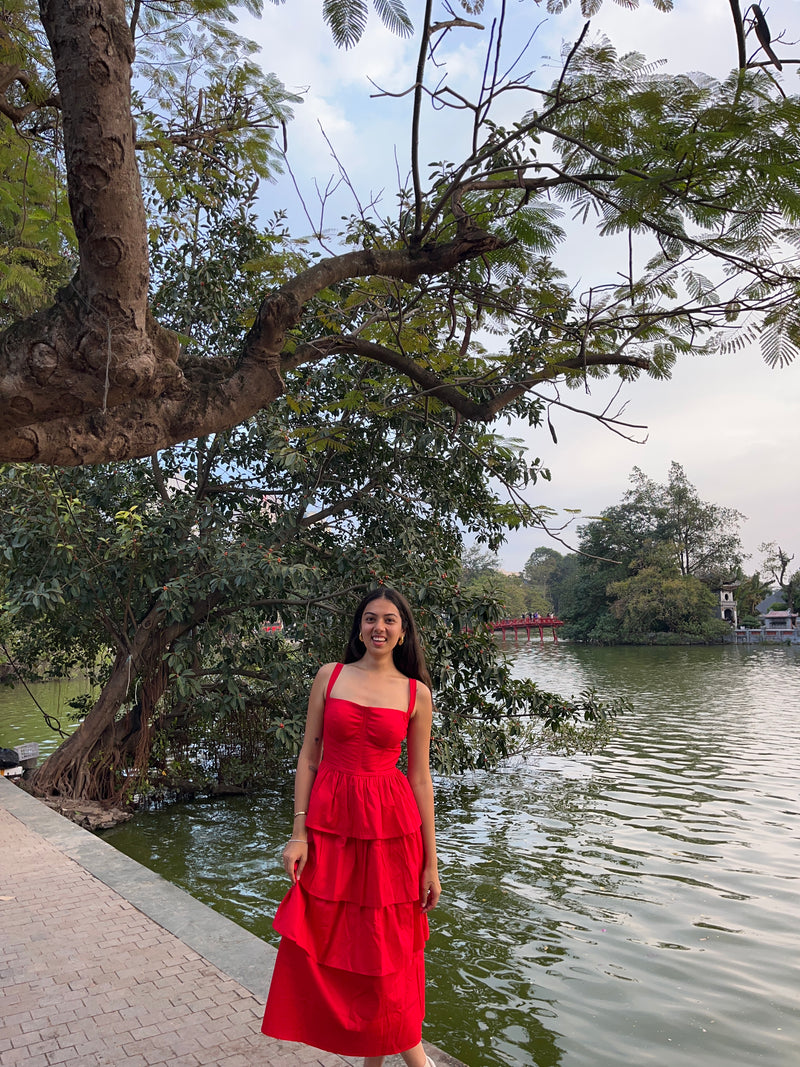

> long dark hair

[{"left": 344, "top": 587, "right": 432, "bottom": 688}]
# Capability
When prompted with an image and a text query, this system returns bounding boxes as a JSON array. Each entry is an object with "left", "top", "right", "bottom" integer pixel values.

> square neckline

[{"left": 326, "top": 662, "right": 417, "bottom": 716}]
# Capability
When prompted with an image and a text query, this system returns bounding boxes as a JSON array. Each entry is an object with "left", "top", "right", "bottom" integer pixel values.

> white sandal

[{"left": 425, "top": 1058, "right": 436, "bottom": 1067}]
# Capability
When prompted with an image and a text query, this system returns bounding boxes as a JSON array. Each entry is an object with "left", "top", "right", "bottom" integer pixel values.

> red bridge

[{"left": 492, "top": 615, "right": 564, "bottom": 643}]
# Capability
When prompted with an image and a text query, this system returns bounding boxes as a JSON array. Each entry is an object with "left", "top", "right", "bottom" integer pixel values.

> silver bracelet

[{"left": 287, "top": 838, "right": 308, "bottom": 844}]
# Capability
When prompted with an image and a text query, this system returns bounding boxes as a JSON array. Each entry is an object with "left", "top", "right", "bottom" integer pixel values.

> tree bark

[
  {"left": 0, "top": 0, "right": 508, "bottom": 465},
  {"left": 27, "top": 583, "right": 226, "bottom": 803},
  {"left": 0, "top": 235, "right": 502, "bottom": 464},
  {"left": 30, "top": 605, "right": 171, "bottom": 801},
  {"left": 0, "top": 0, "right": 174, "bottom": 448},
  {"left": 29, "top": 648, "right": 152, "bottom": 802}
]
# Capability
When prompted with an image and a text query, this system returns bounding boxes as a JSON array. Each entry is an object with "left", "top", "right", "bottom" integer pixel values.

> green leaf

[
  {"left": 372, "top": 0, "right": 413, "bottom": 38},
  {"left": 322, "top": 0, "right": 369, "bottom": 48}
]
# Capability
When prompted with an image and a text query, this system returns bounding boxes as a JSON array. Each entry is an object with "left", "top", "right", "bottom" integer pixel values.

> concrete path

[{"left": 0, "top": 778, "right": 463, "bottom": 1067}]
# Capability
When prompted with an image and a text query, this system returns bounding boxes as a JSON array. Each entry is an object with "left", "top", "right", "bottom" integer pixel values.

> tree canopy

[
  {"left": 555, "top": 463, "right": 744, "bottom": 642},
  {"left": 625, "top": 463, "right": 745, "bottom": 583},
  {"left": 460, "top": 548, "right": 551, "bottom": 618},
  {"left": 759, "top": 541, "right": 799, "bottom": 612},
  {"left": 0, "top": 148, "right": 622, "bottom": 809},
  {"left": 523, "top": 546, "right": 579, "bottom": 615},
  {"left": 0, "top": 419, "right": 621, "bottom": 807},
  {"left": 2, "top": 0, "right": 800, "bottom": 463}
]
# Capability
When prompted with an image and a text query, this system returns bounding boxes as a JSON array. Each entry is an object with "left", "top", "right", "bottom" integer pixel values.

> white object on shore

[{"left": 15, "top": 742, "right": 39, "bottom": 769}]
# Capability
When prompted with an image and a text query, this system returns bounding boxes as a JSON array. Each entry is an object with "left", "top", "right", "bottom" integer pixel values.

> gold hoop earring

[
  {"left": 398, "top": 634, "right": 405, "bottom": 646},
  {"left": 359, "top": 631, "right": 364, "bottom": 643}
]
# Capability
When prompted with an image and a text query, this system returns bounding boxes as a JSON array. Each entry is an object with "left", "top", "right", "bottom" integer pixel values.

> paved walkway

[{"left": 0, "top": 778, "right": 462, "bottom": 1067}]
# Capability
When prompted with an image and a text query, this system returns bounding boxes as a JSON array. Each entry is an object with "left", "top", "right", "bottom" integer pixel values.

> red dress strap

[
  {"left": 325, "top": 662, "right": 344, "bottom": 702},
  {"left": 407, "top": 677, "right": 417, "bottom": 716}
]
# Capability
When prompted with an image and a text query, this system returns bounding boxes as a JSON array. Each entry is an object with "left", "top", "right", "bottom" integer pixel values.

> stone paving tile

[
  {"left": 0, "top": 783, "right": 465, "bottom": 1067},
  {"left": 0, "top": 807, "right": 352, "bottom": 1067}
]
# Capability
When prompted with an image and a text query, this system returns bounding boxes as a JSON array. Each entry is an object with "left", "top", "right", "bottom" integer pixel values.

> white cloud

[{"left": 239, "top": 0, "right": 418, "bottom": 224}]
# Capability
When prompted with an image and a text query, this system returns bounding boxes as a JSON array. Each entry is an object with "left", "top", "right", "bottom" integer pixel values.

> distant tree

[
  {"left": 523, "top": 547, "right": 579, "bottom": 615},
  {"left": 607, "top": 567, "right": 729, "bottom": 639},
  {"left": 523, "top": 547, "right": 561, "bottom": 608},
  {"left": 560, "top": 565, "right": 624, "bottom": 644},
  {"left": 558, "top": 493, "right": 654, "bottom": 642},
  {"left": 759, "top": 543, "right": 799, "bottom": 612},
  {"left": 563, "top": 465, "right": 744, "bottom": 642},
  {"left": 460, "top": 553, "right": 549, "bottom": 618},
  {"left": 523, "top": 587, "right": 552, "bottom": 616},
  {"left": 461, "top": 547, "right": 501, "bottom": 583},
  {"left": 734, "top": 572, "right": 772, "bottom": 625},
  {"left": 628, "top": 463, "right": 745, "bottom": 582},
  {"left": 466, "top": 572, "right": 527, "bottom": 619},
  {"left": 523, "top": 547, "right": 562, "bottom": 586},
  {"left": 558, "top": 541, "right": 625, "bottom": 643}
]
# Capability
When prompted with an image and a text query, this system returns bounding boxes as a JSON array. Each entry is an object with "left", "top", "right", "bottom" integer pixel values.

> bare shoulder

[
  {"left": 412, "top": 680, "right": 433, "bottom": 717},
  {"left": 309, "top": 661, "right": 339, "bottom": 695}
]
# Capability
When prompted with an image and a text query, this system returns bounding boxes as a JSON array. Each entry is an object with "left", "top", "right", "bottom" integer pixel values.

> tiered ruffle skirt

[{"left": 262, "top": 764, "right": 429, "bottom": 1056}]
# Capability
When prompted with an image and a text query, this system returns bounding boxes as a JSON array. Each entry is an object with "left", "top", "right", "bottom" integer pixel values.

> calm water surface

[
  {"left": 0, "top": 675, "right": 88, "bottom": 754},
  {"left": 3, "top": 644, "right": 799, "bottom": 1066}
]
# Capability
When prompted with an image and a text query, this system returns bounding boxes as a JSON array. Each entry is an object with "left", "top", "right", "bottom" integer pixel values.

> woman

[{"left": 262, "top": 588, "right": 441, "bottom": 1067}]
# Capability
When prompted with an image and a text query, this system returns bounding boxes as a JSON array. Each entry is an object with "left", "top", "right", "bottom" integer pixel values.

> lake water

[
  {"left": 0, "top": 675, "right": 89, "bottom": 755},
  {"left": 2, "top": 643, "right": 799, "bottom": 1066}
]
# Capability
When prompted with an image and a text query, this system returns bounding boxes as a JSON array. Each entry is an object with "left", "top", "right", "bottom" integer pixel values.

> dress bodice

[
  {"left": 306, "top": 663, "right": 421, "bottom": 841},
  {"left": 321, "top": 663, "right": 416, "bottom": 776}
]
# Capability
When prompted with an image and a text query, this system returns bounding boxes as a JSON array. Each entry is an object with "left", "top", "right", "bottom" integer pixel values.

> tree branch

[
  {"left": 0, "top": 206, "right": 503, "bottom": 463},
  {"left": 729, "top": 0, "right": 747, "bottom": 70},
  {"left": 240, "top": 229, "right": 504, "bottom": 365},
  {"left": 411, "top": 0, "right": 435, "bottom": 234},
  {"left": 283, "top": 334, "right": 650, "bottom": 421}
]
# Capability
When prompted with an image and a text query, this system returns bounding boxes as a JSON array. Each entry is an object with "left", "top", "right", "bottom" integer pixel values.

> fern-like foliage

[
  {"left": 546, "top": 0, "right": 672, "bottom": 13},
  {"left": 323, "top": 0, "right": 369, "bottom": 48},
  {"left": 270, "top": 0, "right": 419, "bottom": 46},
  {"left": 372, "top": 0, "right": 413, "bottom": 39},
  {"left": 759, "top": 304, "right": 800, "bottom": 368}
]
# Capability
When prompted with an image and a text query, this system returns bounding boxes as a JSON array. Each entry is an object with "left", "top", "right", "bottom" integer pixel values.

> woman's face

[{"left": 360, "top": 597, "right": 406, "bottom": 654}]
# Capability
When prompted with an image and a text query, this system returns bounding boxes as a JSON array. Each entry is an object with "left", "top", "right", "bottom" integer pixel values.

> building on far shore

[
  {"left": 758, "top": 609, "right": 799, "bottom": 636},
  {"left": 717, "top": 583, "right": 739, "bottom": 628},
  {"left": 728, "top": 595, "right": 800, "bottom": 644}
]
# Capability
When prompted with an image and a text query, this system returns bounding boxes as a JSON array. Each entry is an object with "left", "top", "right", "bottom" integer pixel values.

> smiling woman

[
  {"left": 344, "top": 589, "right": 432, "bottom": 695},
  {"left": 359, "top": 600, "right": 404, "bottom": 654},
  {"left": 262, "top": 588, "right": 441, "bottom": 1067}
]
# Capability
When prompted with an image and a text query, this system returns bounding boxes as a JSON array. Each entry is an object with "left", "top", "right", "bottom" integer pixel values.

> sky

[{"left": 237, "top": 0, "right": 800, "bottom": 573}]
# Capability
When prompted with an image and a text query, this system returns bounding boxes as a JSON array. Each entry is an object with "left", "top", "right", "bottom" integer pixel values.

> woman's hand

[
  {"left": 420, "top": 865, "right": 441, "bottom": 912},
  {"left": 283, "top": 838, "right": 308, "bottom": 885}
]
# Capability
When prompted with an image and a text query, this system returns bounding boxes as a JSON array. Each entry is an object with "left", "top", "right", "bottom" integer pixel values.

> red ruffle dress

[{"left": 261, "top": 663, "right": 429, "bottom": 1056}]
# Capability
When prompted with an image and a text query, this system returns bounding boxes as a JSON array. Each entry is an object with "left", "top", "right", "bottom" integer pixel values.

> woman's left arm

[{"left": 407, "top": 683, "right": 441, "bottom": 913}]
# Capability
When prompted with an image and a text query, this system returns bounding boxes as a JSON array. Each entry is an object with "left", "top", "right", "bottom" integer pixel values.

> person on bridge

[{"left": 262, "top": 587, "right": 441, "bottom": 1067}]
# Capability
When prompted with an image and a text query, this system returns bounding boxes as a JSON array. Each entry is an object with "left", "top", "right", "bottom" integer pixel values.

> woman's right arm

[{"left": 282, "top": 663, "right": 333, "bottom": 884}]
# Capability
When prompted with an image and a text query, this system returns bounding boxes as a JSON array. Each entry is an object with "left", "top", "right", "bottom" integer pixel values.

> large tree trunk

[
  {"left": 29, "top": 655, "right": 166, "bottom": 804},
  {"left": 0, "top": 2, "right": 504, "bottom": 465},
  {"left": 0, "top": 0, "right": 171, "bottom": 448},
  {"left": 30, "top": 619, "right": 173, "bottom": 804},
  {"left": 30, "top": 593, "right": 222, "bottom": 806}
]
